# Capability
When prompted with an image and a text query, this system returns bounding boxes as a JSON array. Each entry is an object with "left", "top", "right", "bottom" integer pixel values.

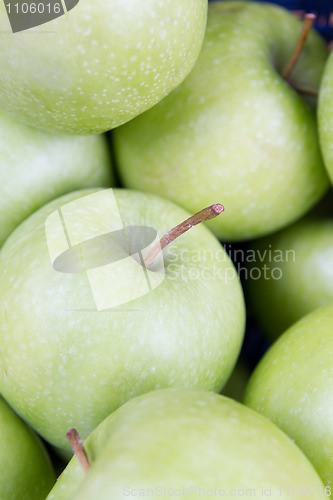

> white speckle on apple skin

[
  {"left": 114, "top": 1, "right": 329, "bottom": 241},
  {"left": 47, "top": 389, "right": 324, "bottom": 500},
  {"left": 245, "top": 305, "right": 333, "bottom": 486},
  {"left": 0, "top": 0, "right": 207, "bottom": 134},
  {"left": 0, "top": 189, "right": 245, "bottom": 452},
  {"left": 0, "top": 110, "right": 114, "bottom": 241}
]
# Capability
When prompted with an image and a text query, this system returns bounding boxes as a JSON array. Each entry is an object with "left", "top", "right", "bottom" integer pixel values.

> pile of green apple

[{"left": 0, "top": 0, "right": 333, "bottom": 498}]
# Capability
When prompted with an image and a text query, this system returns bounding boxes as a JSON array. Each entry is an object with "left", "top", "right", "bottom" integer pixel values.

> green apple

[
  {"left": 0, "top": 188, "right": 245, "bottom": 453},
  {"left": 244, "top": 305, "right": 333, "bottom": 487},
  {"left": 0, "top": 110, "right": 114, "bottom": 247},
  {"left": 46, "top": 388, "right": 325, "bottom": 500},
  {"left": 319, "top": 51, "right": 333, "bottom": 184},
  {"left": 0, "top": 0, "right": 207, "bottom": 134},
  {"left": 113, "top": 1, "right": 329, "bottom": 241},
  {"left": 245, "top": 215, "right": 333, "bottom": 341},
  {"left": 0, "top": 395, "right": 55, "bottom": 499}
]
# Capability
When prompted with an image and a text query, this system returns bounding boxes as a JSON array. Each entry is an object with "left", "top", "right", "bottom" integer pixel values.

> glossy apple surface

[
  {"left": 0, "top": 110, "right": 113, "bottom": 247},
  {"left": 114, "top": 1, "right": 329, "bottom": 241},
  {"left": 0, "top": 188, "right": 245, "bottom": 453},
  {"left": 0, "top": 0, "right": 207, "bottom": 134},
  {"left": 245, "top": 216, "right": 333, "bottom": 340},
  {"left": 46, "top": 388, "right": 325, "bottom": 500},
  {"left": 0, "top": 396, "right": 55, "bottom": 499},
  {"left": 319, "top": 51, "right": 333, "bottom": 184},
  {"left": 244, "top": 305, "right": 333, "bottom": 486}
]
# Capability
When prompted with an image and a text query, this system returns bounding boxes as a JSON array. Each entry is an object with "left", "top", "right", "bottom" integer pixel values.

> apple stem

[
  {"left": 282, "top": 13, "right": 316, "bottom": 81},
  {"left": 66, "top": 428, "right": 91, "bottom": 473},
  {"left": 144, "top": 204, "right": 224, "bottom": 267}
]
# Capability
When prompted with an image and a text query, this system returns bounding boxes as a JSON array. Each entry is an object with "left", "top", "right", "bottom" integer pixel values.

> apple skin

[
  {"left": 319, "top": 52, "right": 333, "bottom": 184},
  {"left": 46, "top": 388, "right": 325, "bottom": 500},
  {"left": 0, "top": 110, "right": 114, "bottom": 247},
  {"left": 0, "top": 396, "right": 55, "bottom": 499},
  {"left": 113, "top": 1, "right": 329, "bottom": 241},
  {"left": 0, "top": 0, "right": 207, "bottom": 134},
  {"left": 245, "top": 216, "right": 333, "bottom": 341},
  {"left": 244, "top": 305, "right": 333, "bottom": 487},
  {"left": 0, "top": 188, "right": 245, "bottom": 453}
]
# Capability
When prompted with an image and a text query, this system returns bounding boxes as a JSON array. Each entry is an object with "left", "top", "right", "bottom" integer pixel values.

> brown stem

[
  {"left": 144, "top": 204, "right": 224, "bottom": 267},
  {"left": 282, "top": 13, "right": 316, "bottom": 80},
  {"left": 66, "top": 428, "right": 91, "bottom": 472}
]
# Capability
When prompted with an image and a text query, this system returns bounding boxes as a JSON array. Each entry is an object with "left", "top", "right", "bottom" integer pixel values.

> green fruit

[
  {"left": 0, "top": 0, "right": 207, "bottom": 134},
  {"left": 114, "top": 1, "right": 329, "bottom": 241},
  {"left": 0, "top": 396, "right": 55, "bottom": 499},
  {"left": 47, "top": 388, "right": 324, "bottom": 500},
  {"left": 245, "top": 216, "right": 333, "bottom": 340},
  {"left": 0, "top": 110, "right": 113, "bottom": 247},
  {"left": 319, "top": 51, "right": 333, "bottom": 184},
  {"left": 244, "top": 305, "right": 333, "bottom": 486},
  {"left": 0, "top": 188, "right": 245, "bottom": 452}
]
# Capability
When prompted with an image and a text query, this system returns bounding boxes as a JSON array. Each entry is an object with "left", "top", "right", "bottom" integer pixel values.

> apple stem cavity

[
  {"left": 66, "top": 428, "right": 91, "bottom": 473},
  {"left": 289, "top": 84, "right": 318, "bottom": 96},
  {"left": 144, "top": 204, "right": 224, "bottom": 267},
  {"left": 282, "top": 13, "right": 316, "bottom": 82}
]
